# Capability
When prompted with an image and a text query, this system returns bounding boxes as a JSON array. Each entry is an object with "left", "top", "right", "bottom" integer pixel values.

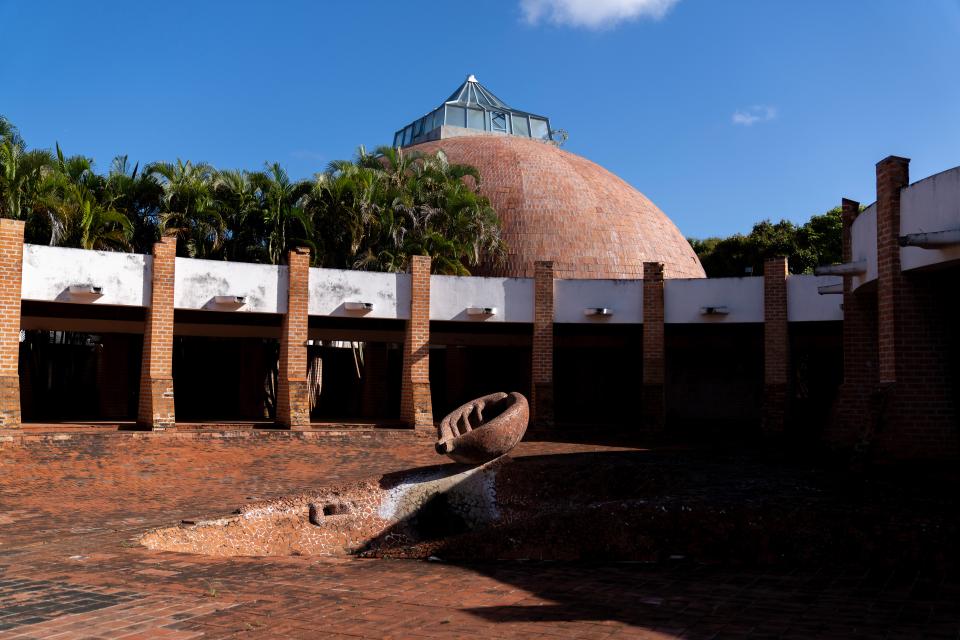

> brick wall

[
  {"left": 532, "top": 260, "right": 554, "bottom": 428},
  {"left": 137, "top": 234, "right": 176, "bottom": 430},
  {"left": 762, "top": 256, "right": 789, "bottom": 433},
  {"left": 400, "top": 255, "right": 433, "bottom": 432},
  {"left": 277, "top": 247, "right": 311, "bottom": 429},
  {"left": 642, "top": 262, "right": 665, "bottom": 432},
  {"left": 0, "top": 219, "right": 24, "bottom": 429}
]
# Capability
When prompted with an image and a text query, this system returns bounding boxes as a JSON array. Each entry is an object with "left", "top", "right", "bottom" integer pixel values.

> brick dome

[{"left": 407, "top": 135, "right": 705, "bottom": 279}]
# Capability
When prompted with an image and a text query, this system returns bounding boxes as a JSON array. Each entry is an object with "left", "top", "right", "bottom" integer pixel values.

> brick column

[
  {"left": 876, "top": 156, "right": 909, "bottom": 386},
  {"left": 641, "top": 262, "right": 665, "bottom": 432},
  {"left": 0, "top": 219, "right": 24, "bottom": 429},
  {"left": 277, "top": 247, "right": 311, "bottom": 429},
  {"left": 137, "top": 234, "right": 177, "bottom": 430},
  {"left": 762, "top": 256, "right": 789, "bottom": 433},
  {"left": 531, "top": 261, "right": 554, "bottom": 429},
  {"left": 829, "top": 199, "right": 878, "bottom": 447},
  {"left": 400, "top": 255, "right": 433, "bottom": 433}
]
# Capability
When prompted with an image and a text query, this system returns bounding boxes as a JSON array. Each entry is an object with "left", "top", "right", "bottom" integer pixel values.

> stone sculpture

[{"left": 436, "top": 392, "right": 529, "bottom": 464}]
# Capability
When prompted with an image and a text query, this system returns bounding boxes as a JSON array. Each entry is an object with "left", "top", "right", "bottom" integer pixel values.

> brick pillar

[
  {"left": 137, "top": 235, "right": 176, "bottom": 430},
  {"left": 531, "top": 261, "right": 554, "bottom": 429},
  {"left": 828, "top": 199, "right": 878, "bottom": 447},
  {"left": 277, "top": 247, "right": 311, "bottom": 429},
  {"left": 0, "top": 219, "right": 24, "bottom": 429},
  {"left": 400, "top": 255, "right": 433, "bottom": 433},
  {"left": 641, "top": 262, "right": 665, "bottom": 432},
  {"left": 360, "top": 342, "right": 389, "bottom": 419},
  {"left": 876, "top": 156, "right": 909, "bottom": 386},
  {"left": 762, "top": 256, "right": 789, "bottom": 433}
]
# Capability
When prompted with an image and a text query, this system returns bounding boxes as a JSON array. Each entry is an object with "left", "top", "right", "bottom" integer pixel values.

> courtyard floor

[{"left": 0, "top": 428, "right": 958, "bottom": 639}]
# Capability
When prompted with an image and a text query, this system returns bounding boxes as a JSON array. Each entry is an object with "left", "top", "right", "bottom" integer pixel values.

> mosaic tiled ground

[{"left": 0, "top": 428, "right": 958, "bottom": 638}]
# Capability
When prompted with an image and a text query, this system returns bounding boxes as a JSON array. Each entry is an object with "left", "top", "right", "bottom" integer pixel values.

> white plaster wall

[
  {"left": 430, "top": 275, "right": 533, "bottom": 322},
  {"left": 175, "top": 257, "right": 287, "bottom": 313},
  {"left": 21, "top": 244, "right": 150, "bottom": 306},
  {"left": 554, "top": 279, "right": 644, "bottom": 324},
  {"left": 850, "top": 203, "right": 877, "bottom": 291},
  {"left": 309, "top": 268, "right": 410, "bottom": 319},
  {"left": 665, "top": 277, "right": 764, "bottom": 323},
  {"left": 787, "top": 275, "right": 843, "bottom": 322},
  {"left": 900, "top": 165, "right": 960, "bottom": 271}
]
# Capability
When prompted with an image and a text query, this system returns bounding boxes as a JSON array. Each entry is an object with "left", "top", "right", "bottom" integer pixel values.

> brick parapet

[
  {"left": 531, "top": 261, "right": 555, "bottom": 428},
  {"left": 400, "top": 255, "right": 433, "bottom": 433},
  {"left": 641, "top": 262, "right": 665, "bottom": 432},
  {"left": 137, "top": 234, "right": 177, "bottom": 430},
  {"left": 277, "top": 247, "right": 311, "bottom": 429},
  {"left": 762, "top": 256, "right": 789, "bottom": 433},
  {"left": 0, "top": 219, "right": 24, "bottom": 429}
]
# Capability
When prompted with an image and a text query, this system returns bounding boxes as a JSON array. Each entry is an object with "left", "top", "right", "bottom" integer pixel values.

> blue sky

[{"left": 2, "top": 0, "right": 958, "bottom": 238}]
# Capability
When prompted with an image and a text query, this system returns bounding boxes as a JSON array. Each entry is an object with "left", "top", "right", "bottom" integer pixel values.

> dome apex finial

[{"left": 467, "top": 74, "right": 478, "bottom": 83}]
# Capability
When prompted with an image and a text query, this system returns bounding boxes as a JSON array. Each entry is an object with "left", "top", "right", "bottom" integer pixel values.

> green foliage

[
  {"left": 689, "top": 207, "right": 844, "bottom": 276},
  {"left": 0, "top": 115, "right": 505, "bottom": 273}
]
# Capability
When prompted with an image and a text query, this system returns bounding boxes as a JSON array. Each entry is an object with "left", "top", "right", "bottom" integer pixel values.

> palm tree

[
  {"left": 147, "top": 159, "right": 224, "bottom": 258},
  {"left": 249, "top": 162, "right": 314, "bottom": 265},
  {"left": 104, "top": 155, "right": 162, "bottom": 253},
  {"left": 0, "top": 139, "right": 54, "bottom": 220},
  {"left": 212, "top": 169, "right": 264, "bottom": 262}
]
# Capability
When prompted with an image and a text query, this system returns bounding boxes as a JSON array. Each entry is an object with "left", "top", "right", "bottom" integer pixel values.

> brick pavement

[{"left": 0, "top": 431, "right": 958, "bottom": 638}]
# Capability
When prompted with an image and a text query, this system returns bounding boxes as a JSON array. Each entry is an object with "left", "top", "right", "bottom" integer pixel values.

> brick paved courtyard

[{"left": 1, "top": 429, "right": 958, "bottom": 639}]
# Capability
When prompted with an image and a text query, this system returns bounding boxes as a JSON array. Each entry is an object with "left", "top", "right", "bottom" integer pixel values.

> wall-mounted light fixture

[
  {"left": 467, "top": 306, "right": 497, "bottom": 316},
  {"left": 345, "top": 301, "right": 374, "bottom": 312},
  {"left": 699, "top": 306, "right": 729, "bottom": 316},
  {"left": 817, "top": 283, "right": 844, "bottom": 295},
  {"left": 214, "top": 295, "right": 247, "bottom": 307},
  {"left": 583, "top": 307, "right": 613, "bottom": 317},
  {"left": 69, "top": 284, "right": 104, "bottom": 297}
]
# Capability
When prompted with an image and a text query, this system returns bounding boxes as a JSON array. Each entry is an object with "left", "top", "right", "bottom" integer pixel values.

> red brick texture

[
  {"left": 400, "top": 255, "right": 433, "bottom": 432},
  {"left": 762, "top": 256, "right": 789, "bottom": 433},
  {"left": 0, "top": 219, "right": 24, "bottom": 429},
  {"left": 277, "top": 247, "right": 311, "bottom": 429},
  {"left": 870, "top": 157, "right": 958, "bottom": 459},
  {"left": 829, "top": 199, "right": 879, "bottom": 448},
  {"left": 532, "top": 260, "right": 555, "bottom": 428},
  {"left": 408, "top": 136, "right": 705, "bottom": 280},
  {"left": 642, "top": 262, "right": 665, "bottom": 432},
  {"left": 137, "top": 234, "right": 176, "bottom": 430}
]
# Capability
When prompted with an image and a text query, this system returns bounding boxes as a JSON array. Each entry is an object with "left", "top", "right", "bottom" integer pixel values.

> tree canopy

[
  {"left": 0, "top": 115, "right": 504, "bottom": 275},
  {"left": 688, "top": 208, "right": 843, "bottom": 277}
]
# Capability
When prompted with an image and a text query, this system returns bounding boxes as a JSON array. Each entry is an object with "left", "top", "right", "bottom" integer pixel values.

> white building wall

[
  {"left": 175, "top": 257, "right": 287, "bottom": 313},
  {"left": 665, "top": 277, "right": 764, "bottom": 323},
  {"left": 787, "top": 275, "right": 843, "bottom": 322},
  {"left": 309, "top": 268, "right": 411, "bottom": 319},
  {"left": 430, "top": 275, "right": 533, "bottom": 322},
  {"left": 850, "top": 203, "right": 877, "bottom": 291},
  {"left": 21, "top": 244, "right": 150, "bottom": 307},
  {"left": 900, "top": 165, "right": 960, "bottom": 271},
  {"left": 554, "top": 279, "right": 644, "bottom": 323}
]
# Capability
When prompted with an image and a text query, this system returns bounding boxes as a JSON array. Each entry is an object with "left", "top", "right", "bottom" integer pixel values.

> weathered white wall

[
  {"left": 554, "top": 279, "right": 644, "bottom": 323},
  {"left": 21, "top": 244, "right": 150, "bottom": 306},
  {"left": 850, "top": 203, "right": 877, "bottom": 291},
  {"left": 309, "top": 268, "right": 411, "bottom": 319},
  {"left": 787, "top": 275, "right": 843, "bottom": 322},
  {"left": 175, "top": 258, "right": 287, "bottom": 313},
  {"left": 900, "top": 165, "right": 960, "bottom": 271},
  {"left": 430, "top": 275, "right": 533, "bottom": 322},
  {"left": 665, "top": 277, "right": 764, "bottom": 323}
]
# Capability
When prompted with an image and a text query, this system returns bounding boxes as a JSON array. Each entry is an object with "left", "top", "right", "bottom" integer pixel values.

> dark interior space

[
  {"left": 19, "top": 330, "right": 142, "bottom": 422},
  {"left": 788, "top": 321, "right": 843, "bottom": 442},
  {"left": 173, "top": 336, "right": 277, "bottom": 421},
  {"left": 665, "top": 323, "right": 764, "bottom": 438},
  {"left": 430, "top": 344, "right": 531, "bottom": 417},
  {"left": 309, "top": 341, "right": 403, "bottom": 421},
  {"left": 553, "top": 324, "right": 643, "bottom": 428}
]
